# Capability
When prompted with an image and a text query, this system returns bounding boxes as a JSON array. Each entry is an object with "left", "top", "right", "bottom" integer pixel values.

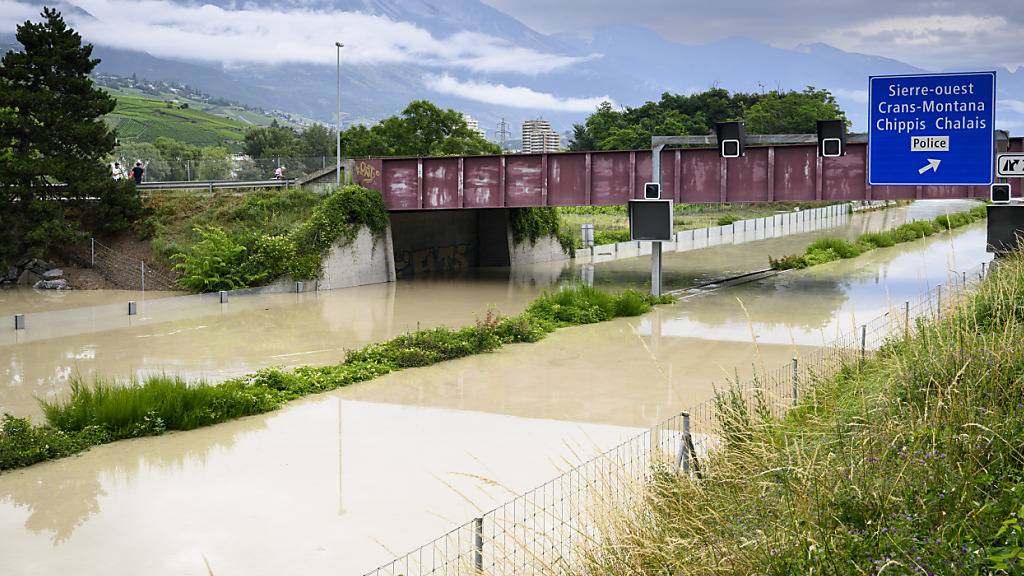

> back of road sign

[{"left": 868, "top": 71, "right": 995, "bottom": 186}]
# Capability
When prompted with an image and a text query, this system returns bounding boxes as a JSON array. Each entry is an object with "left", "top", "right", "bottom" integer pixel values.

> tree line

[{"left": 569, "top": 87, "right": 848, "bottom": 151}]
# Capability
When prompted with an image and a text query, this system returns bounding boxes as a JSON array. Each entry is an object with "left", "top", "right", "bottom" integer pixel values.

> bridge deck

[{"left": 352, "top": 139, "right": 1021, "bottom": 211}]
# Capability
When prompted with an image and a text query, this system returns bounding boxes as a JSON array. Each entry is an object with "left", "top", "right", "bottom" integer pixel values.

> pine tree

[{"left": 0, "top": 8, "right": 139, "bottom": 262}]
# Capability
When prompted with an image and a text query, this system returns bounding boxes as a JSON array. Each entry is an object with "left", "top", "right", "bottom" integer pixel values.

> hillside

[{"left": 105, "top": 91, "right": 252, "bottom": 150}]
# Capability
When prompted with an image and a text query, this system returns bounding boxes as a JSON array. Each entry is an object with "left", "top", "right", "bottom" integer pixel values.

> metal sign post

[
  {"left": 868, "top": 71, "right": 996, "bottom": 186},
  {"left": 650, "top": 147, "right": 665, "bottom": 296}
]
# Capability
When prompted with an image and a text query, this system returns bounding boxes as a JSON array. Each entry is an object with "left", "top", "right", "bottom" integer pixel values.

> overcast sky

[{"left": 482, "top": 0, "right": 1024, "bottom": 72}]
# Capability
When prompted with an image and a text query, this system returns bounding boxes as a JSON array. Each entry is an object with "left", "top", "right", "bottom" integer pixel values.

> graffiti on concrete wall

[{"left": 394, "top": 244, "right": 472, "bottom": 277}]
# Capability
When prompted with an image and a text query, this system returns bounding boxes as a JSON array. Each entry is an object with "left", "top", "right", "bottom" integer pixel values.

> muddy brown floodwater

[{"left": 0, "top": 201, "right": 989, "bottom": 575}]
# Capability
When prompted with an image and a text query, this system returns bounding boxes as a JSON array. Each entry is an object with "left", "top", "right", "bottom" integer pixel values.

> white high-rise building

[
  {"left": 461, "top": 113, "right": 487, "bottom": 139},
  {"left": 521, "top": 119, "right": 561, "bottom": 153}
]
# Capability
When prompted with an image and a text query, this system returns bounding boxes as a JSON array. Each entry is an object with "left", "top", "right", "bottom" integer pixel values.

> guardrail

[{"left": 137, "top": 179, "right": 296, "bottom": 191}]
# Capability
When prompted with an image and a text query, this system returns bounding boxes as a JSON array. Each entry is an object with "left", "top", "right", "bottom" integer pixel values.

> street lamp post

[{"left": 335, "top": 42, "right": 344, "bottom": 188}]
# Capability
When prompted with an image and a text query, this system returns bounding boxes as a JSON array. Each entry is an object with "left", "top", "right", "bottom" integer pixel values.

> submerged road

[{"left": 0, "top": 200, "right": 988, "bottom": 576}]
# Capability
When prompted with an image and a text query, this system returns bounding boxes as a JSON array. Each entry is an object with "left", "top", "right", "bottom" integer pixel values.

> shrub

[
  {"left": 716, "top": 215, "right": 741, "bottom": 226},
  {"left": 243, "top": 234, "right": 298, "bottom": 285},
  {"left": 0, "top": 414, "right": 109, "bottom": 471},
  {"left": 614, "top": 288, "right": 655, "bottom": 316},
  {"left": 806, "top": 237, "right": 863, "bottom": 259},
  {"left": 172, "top": 226, "right": 249, "bottom": 292},
  {"left": 510, "top": 207, "right": 577, "bottom": 253},
  {"left": 594, "top": 229, "right": 631, "bottom": 245},
  {"left": 857, "top": 231, "right": 896, "bottom": 248}
]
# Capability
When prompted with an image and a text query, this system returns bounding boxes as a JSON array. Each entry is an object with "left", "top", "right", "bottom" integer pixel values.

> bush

[
  {"left": 510, "top": 207, "right": 577, "bottom": 253},
  {"left": 243, "top": 234, "right": 298, "bottom": 285},
  {"left": 594, "top": 229, "right": 631, "bottom": 245},
  {"left": 172, "top": 226, "right": 249, "bottom": 292},
  {"left": 716, "top": 215, "right": 741, "bottom": 226},
  {"left": 805, "top": 237, "right": 863, "bottom": 259},
  {"left": 857, "top": 231, "right": 896, "bottom": 248}
]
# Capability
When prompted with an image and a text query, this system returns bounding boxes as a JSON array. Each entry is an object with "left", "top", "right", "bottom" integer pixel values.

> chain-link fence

[
  {"left": 110, "top": 156, "right": 337, "bottom": 183},
  {"left": 65, "top": 238, "right": 178, "bottom": 292},
  {"left": 363, "top": 262, "right": 988, "bottom": 576}
]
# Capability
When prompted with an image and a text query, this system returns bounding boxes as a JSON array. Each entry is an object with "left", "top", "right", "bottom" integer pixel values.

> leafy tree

[
  {"left": 299, "top": 123, "right": 335, "bottom": 157},
  {"left": 569, "top": 87, "right": 847, "bottom": 151},
  {"left": 243, "top": 124, "right": 300, "bottom": 158},
  {"left": 342, "top": 100, "right": 500, "bottom": 157},
  {"left": 0, "top": 7, "right": 140, "bottom": 263},
  {"left": 744, "top": 86, "right": 849, "bottom": 133}
]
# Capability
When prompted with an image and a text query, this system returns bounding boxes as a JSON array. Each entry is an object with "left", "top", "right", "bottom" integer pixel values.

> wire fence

[
  {"left": 362, "top": 261, "right": 989, "bottom": 576},
  {"left": 66, "top": 238, "right": 178, "bottom": 292}
]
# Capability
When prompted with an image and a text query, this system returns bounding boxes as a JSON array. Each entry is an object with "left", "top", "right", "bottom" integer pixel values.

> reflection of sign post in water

[
  {"left": 629, "top": 196, "right": 673, "bottom": 296},
  {"left": 868, "top": 71, "right": 995, "bottom": 186}
]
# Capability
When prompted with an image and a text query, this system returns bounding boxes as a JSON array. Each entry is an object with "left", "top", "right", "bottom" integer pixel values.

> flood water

[{"left": 0, "top": 200, "right": 990, "bottom": 575}]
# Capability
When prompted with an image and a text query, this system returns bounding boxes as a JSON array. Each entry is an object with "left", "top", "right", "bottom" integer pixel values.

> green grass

[
  {"left": 770, "top": 204, "right": 987, "bottom": 270},
  {"left": 0, "top": 286, "right": 675, "bottom": 472},
  {"left": 566, "top": 250, "right": 1024, "bottom": 576},
  {"left": 106, "top": 93, "right": 250, "bottom": 150}
]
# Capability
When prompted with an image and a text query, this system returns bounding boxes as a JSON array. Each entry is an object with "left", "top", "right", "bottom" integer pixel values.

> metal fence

[
  {"left": 362, "top": 262, "right": 988, "bottom": 576},
  {"left": 66, "top": 238, "right": 178, "bottom": 292},
  {"left": 111, "top": 156, "right": 337, "bottom": 183}
]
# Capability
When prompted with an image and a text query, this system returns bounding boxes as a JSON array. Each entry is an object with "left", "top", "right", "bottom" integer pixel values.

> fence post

[
  {"left": 981, "top": 261, "right": 987, "bottom": 277},
  {"left": 860, "top": 324, "right": 867, "bottom": 359},
  {"left": 90, "top": 237, "right": 95, "bottom": 266},
  {"left": 936, "top": 285, "right": 942, "bottom": 321},
  {"left": 128, "top": 301, "right": 137, "bottom": 316},
  {"left": 677, "top": 411, "right": 692, "bottom": 474},
  {"left": 472, "top": 517, "right": 483, "bottom": 572},
  {"left": 219, "top": 290, "right": 228, "bottom": 304},
  {"left": 141, "top": 261, "right": 146, "bottom": 292},
  {"left": 962, "top": 271, "right": 967, "bottom": 286},
  {"left": 791, "top": 356, "right": 799, "bottom": 406},
  {"left": 904, "top": 300, "right": 910, "bottom": 338},
  {"left": 14, "top": 314, "right": 25, "bottom": 330}
]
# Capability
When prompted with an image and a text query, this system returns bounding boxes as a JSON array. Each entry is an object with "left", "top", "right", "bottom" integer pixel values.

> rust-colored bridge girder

[{"left": 352, "top": 137, "right": 1022, "bottom": 211}]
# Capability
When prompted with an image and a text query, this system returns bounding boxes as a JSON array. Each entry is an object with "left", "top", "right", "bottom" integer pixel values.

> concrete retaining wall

[
  {"left": 318, "top": 226, "right": 396, "bottom": 290},
  {"left": 510, "top": 235, "right": 569, "bottom": 265}
]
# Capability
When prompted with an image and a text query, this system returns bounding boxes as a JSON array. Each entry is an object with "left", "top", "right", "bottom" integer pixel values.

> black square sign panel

[{"left": 629, "top": 200, "right": 673, "bottom": 241}]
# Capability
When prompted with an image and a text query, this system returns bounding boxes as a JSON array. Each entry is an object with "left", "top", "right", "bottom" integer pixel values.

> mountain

[{"left": 3, "top": 1, "right": 1022, "bottom": 137}]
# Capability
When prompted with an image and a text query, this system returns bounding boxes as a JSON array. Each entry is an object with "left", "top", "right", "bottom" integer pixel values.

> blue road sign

[{"left": 868, "top": 71, "right": 995, "bottom": 186}]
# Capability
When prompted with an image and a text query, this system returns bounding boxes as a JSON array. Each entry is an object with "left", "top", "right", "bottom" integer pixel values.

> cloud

[
  {"left": 482, "top": 0, "right": 1024, "bottom": 71},
  {"left": 0, "top": 0, "right": 593, "bottom": 74},
  {"left": 424, "top": 74, "right": 612, "bottom": 112}
]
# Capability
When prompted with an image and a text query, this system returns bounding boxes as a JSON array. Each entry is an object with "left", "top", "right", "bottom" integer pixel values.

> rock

[
  {"left": 1, "top": 267, "right": 17, "bottom": 283},
  {"left": 15, "top": 256, "right": 31, "bottom": 268},
  {"left": 33, "top": 279, "right": 69, "bottom": 290},
  {"left": 42, "top": 268, "right": 63, "bottom": 279},
  {"left": 17, "top": 269, "right": 41, "bottom": 286},
  {"left": 25, "top": 258, "right": 55, "bottom": 276}
]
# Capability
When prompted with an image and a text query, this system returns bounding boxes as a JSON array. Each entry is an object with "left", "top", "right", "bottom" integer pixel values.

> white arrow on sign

[
  {"left": 997, "top": 153, "right": 1024, "bottom": 177},
  {"left": 918, "top": 159, "right": 941, "bottom": 174}
]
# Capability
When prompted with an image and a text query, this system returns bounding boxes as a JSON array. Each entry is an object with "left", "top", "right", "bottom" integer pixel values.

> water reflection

[{"left": 0, "top": 397, "right": 633, "bottom": 576}]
